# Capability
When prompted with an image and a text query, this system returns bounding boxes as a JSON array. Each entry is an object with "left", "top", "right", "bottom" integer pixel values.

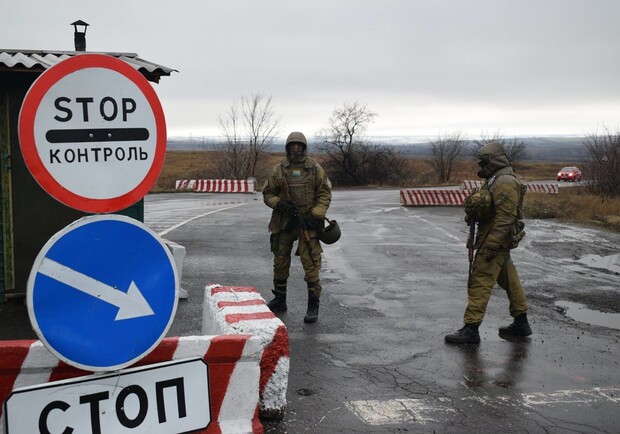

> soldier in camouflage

[
  {"left": 263, "top": 132, "right": 332, "bottom": 323},
  {"left": 445, "top": 142, "right": 532, "bottom": 344}
]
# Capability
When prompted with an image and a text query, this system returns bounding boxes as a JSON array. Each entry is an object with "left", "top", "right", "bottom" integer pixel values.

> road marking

[
  {"left": 346, "top": 387, "right": 620, "bottom": 425},
  {"left": 346, "top": 398, "right": 456, "bottom": 425},
  {"left": 157, "top": 203, "right": 247, "bottom": 236},
  {"left": 38, "top": 257, "right": 154, "bottom": 320}
]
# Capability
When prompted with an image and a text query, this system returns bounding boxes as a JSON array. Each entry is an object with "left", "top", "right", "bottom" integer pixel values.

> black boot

[
  {"left": 267, "top": 280, "right": 287, "bottom": 312},
  {"left": 304, "top": 292, "right": 319, "bottom": 323},
  {"left": 499, "top": 313, "right": 532, "bottom": 336},
  {"left": 267, "top": 292, "right": 287, "bottom": 312},
  {"left": 445, "top": 324, "right": 480, "bottom": 344}
]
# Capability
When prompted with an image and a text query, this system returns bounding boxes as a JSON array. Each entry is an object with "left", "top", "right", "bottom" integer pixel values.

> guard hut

[{"left": 0, "top": 21, "right": 176, "bottom": 301}]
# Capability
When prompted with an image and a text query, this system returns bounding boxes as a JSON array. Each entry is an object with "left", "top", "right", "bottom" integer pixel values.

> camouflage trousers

[
  {"left": 270, "top": 227, "right": 323, "bottom": 297},
  {"left": 464, "top": 249, "right": 528, "bottom": 324}
]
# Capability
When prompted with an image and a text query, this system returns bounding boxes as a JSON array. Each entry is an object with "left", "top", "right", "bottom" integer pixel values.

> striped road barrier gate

[
  {"left": 0, "top": 336, "right": 263, "bottom": 434},
  {"left": 176, "top": 179, "right": 255, "bottom": 193},
  {"left": 400, "top": 189, "right": 469, "bottom": 206},
  {"left": 459, "top": 179, "right": 558, "bottom": 194},
  {"left": 202, "top": 285, "right": 289, "bottom": 421}
]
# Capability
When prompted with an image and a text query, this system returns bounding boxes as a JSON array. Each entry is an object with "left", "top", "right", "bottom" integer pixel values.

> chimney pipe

[{"left": 71, "top": 20, "right": 89, "bottom": 51}]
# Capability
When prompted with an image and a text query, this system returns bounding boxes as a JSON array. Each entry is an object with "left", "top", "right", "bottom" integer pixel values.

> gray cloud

[{"left": 3, "top": 0, "right": 620, "bottom": 137}]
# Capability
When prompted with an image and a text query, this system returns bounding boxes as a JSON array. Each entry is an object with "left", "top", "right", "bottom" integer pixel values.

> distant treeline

[{"left": 166, "top": 135, "right": 586, "bottom": 162}]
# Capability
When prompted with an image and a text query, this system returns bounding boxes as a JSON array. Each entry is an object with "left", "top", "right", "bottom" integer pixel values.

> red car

[{"left": 557, "top": 166, "right": 582, "bottom": 182}]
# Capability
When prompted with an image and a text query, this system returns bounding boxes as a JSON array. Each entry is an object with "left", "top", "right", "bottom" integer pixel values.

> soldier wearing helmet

[
  {"left": 262, "top": 132, "right": 332, "bottom": 323},
  {"left": 445, "top": 142, "right": 531, "bottom": 344}
]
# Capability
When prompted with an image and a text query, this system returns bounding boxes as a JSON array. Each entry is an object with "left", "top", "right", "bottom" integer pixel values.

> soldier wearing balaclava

[
  {"left": 262, "top": 132, "right": 332, "bottom": 323},
  {"left": 445, "top": 142, "right": 531, "bottom": 344}
]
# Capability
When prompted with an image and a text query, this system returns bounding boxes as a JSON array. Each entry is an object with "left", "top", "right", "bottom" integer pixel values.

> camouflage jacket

[
  {"left": 475, "top": 166, "right": 525, "bottom": 252},
  {"left": 262, "top": 156, "right": 332, "bottom": 234}
]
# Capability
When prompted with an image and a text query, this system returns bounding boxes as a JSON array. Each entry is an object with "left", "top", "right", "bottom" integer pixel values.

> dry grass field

[{"left": 153, "top": 150, "right": 620, "bottom": 232}]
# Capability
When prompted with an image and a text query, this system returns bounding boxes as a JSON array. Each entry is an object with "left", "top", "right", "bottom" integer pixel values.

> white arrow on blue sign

[{"left": 27, "top": 215, "right": 179, "bottom": 371}]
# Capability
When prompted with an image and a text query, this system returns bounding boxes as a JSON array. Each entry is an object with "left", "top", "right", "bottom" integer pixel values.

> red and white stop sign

[{"left": 19, "top": 54, "right": 167, "bottom": 213}]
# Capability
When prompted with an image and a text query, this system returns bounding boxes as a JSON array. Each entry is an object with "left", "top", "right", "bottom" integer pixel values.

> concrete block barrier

[
  {"left": 0, "top": 336, "right": 263, "bottom": 434},
  {"left": 175, "top": 179, "right": 197, "bottom": 191},
  {"left": 459, "top": 179, "right": 558, "bottom": 194},
  {"left": 176, "top": 179, "right": 255, "bottom": 193},
  {"left": 202, "top": 285, "right": 289, "bottom": 421},
  {"left": 163, "top": 238, "right": 188, "bottom": 299},
  {"left": 400, "top": 189, "right": 469, "bottom": 206},
  {"left": 526, "top": 183, "right": 558, "bottom": 193},
  {"left": 459, "top": 179, "right": 483, "bottom": 191}
]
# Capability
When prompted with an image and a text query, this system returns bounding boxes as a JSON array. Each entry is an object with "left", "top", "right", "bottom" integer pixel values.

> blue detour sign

[{"left": 27, "top": 215, "right": 179, "bottom": 371}]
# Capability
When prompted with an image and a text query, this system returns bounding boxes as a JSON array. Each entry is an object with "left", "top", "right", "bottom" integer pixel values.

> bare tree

[
  {"left": 430, "top": 132, "right": 468, "bottom": 183},
  {"left": 471, "top": 133, "right": 528, "bottom": 165},
  {"left": 583, "top": 129, "right": 620, "bottom": 198},
  {"left": 217, "top": 93, "right": 281, "bottom": 179},
  {"left": 317, "top": 102, "right": 390, "bottom": 186}
]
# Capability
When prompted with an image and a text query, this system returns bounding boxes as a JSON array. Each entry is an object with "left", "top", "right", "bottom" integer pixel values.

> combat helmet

[
  {"left": 285, "top": 131, "right": 307, "bottom": 154},
  {"left": 317, "top": 217, "right": 341, "bottom": 244},
  {"left": 464, "top": 189, "right": 493, "bottom": 222}
]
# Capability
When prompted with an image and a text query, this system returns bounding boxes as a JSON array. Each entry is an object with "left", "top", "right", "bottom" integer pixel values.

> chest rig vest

[{"left": 278, "top": 159, "right": 317, "bottom": 209}]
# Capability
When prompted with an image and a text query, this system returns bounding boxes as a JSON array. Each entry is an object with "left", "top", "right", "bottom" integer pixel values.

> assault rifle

[
  {"left": 467, "top": 218, "right": 476, "bottom": 287},
  {"left": 278, "top": 178, "right": 311, "bottom": 243}
]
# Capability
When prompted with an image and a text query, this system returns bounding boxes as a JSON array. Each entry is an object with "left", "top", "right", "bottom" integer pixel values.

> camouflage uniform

[
  {"left": 465, "top": 165, "right": 528, "bottom": 324},
  {"left": 446, "top": 142, "right": 531, "bottom": 343},
  {"left": 263, "top": 132, "right": 332, "bottom": 322}
]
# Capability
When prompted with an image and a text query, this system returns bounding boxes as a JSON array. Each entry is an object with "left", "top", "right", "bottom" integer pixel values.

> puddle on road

[
  {"left": 555, "top": 301, "right": 620, "bottom": 330},
  {"left": 577, "top": 253, "right": 620, "bottom": 274}
]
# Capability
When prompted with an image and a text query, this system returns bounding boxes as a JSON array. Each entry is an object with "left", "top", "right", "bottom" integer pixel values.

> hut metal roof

[{"left": 0, "top": 49, "right": 176, "bottom": 83}]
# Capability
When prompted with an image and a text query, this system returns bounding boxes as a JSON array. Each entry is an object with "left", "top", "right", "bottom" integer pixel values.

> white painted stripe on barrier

[
  {"left": 259, "top": 357, "right": 290, "bottom": 412},
  {"left": 211, "top": 292, "right": 265, "bottom": 302},
  {"left": 218, "top": 305, "right": 273, "bottom": 315},
  {"left": 219, "top": 344, "right": 263, "bottom": 433},
  {"left": 172, "top": 335, "right": 212, "bottom": 360},
  {"left": 13, "top": 341, "right": 57, "bottom": 389}
]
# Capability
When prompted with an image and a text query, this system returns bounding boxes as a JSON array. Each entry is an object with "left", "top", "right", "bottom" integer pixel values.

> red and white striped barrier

[
  {"left": 460, "top": 179, "right": 558, "bottom": 194},
  {"left": 400, "top": 189, "right": 469, "bottom": 206},
  {"left": 0, "top": 336, "right": 263, "bottom": 434},
  {"left": 202, "top": 285, "right": 289, "bottom": 421},
  {"left": 460, "top": 179, "right": 483, "bottom": 191},
  {"left": 526, "top": 183, "right": 558, "bottom": 193},
  {"left": 175, "top": 179, "right": 255, "bottom": 193},
  {"left": 175, "top": 179, "right": 197, "bottom": 191}
]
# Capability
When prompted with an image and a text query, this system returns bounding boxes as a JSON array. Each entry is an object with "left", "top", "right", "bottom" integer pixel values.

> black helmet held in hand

[{"left": 317, "top": 218, "right": 341, "bottom": 244}]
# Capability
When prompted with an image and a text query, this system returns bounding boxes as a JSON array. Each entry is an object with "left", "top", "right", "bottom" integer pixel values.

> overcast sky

[{"left": 3, "top": 0, "right": 620, "bottom": 139}]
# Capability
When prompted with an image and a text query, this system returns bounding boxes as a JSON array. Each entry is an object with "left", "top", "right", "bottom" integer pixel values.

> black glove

[
  {"left": 275, "top": 200, "right": 295, "bottom": 215},
  {"left": 306, "top": 215, "right": 323, "bottom": 229}
]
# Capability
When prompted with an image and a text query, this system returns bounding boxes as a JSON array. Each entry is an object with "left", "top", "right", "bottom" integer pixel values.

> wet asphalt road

[{"left": 145, "top": 190, "right": 620, "bottom": 434}]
